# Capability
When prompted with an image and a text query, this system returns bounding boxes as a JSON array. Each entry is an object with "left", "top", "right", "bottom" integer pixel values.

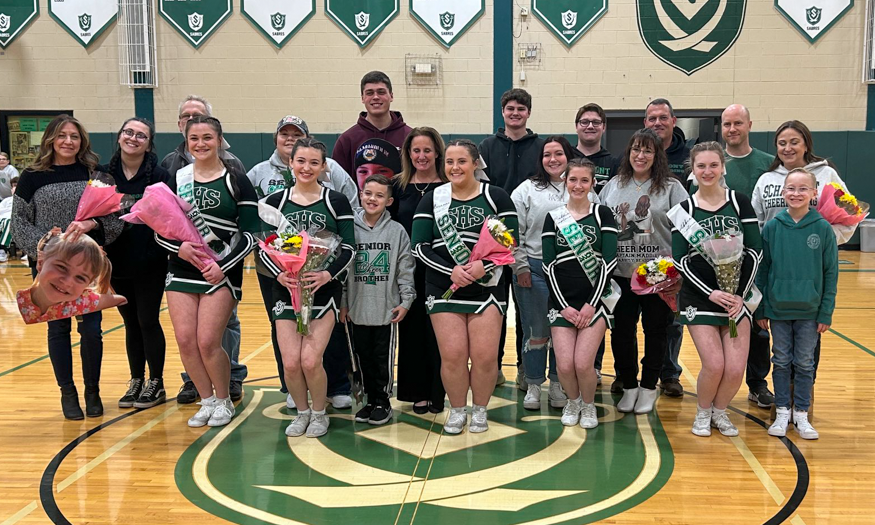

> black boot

[
  {"left": 61, "top": 386, "right": 84, "bottom": 420},
  {"left": 84, "top": 385, "right": 104, "bottom": 418}
]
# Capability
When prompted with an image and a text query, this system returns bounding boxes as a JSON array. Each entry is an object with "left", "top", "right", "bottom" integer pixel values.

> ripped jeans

[{"left": 513, "top": 258, "right": 557, "bottom": 385}]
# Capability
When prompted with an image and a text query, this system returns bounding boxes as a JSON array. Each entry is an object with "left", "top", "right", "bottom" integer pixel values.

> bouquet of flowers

[
  {"left": 630, "top": 256, "right": 681, "bottom": 312},
  {"left": 260, "top": 226, "right": 341, "bottom": 335},
  {"left": 75, "top": 172, "right": 133, "bottom": 222},
  {"left": 700, "top": 230, "right": 745, "bottom": 337},
  {"left": 816, "top": 183, "right": 870, "bottom": 226},
  {"left": 442, "top": 217, "right": 516, "bottom": 300},
  {"left": 120, "top": 182, "right": 217, "bottom": 267}
]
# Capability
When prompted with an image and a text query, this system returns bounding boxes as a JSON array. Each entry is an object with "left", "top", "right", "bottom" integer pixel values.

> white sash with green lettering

[
  {"left": 549, "top": 206, "right": 620, "bottom": 312},
  {"left": 176, "top": 165, "right": 235, "bottom": 259},
  {"left": 667, "top": 202, "right": 761, "bottom": 312},
  {"left": 0, "top": 197, "right": 12, "bottom": 247},
  {"left": 433, "top": 183, "right": 502, "bottom": 288}
]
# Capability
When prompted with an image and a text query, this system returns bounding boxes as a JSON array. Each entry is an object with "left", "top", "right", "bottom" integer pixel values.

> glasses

[
  {"left": 631, "top": 147, "right": 655, "bottom": 158},
  {"left": 577, "top": 119, "right": 603, "bottom": 128},
  {"left": 783, "top": 186, "right": 813, "bottom": 194},
  {"left": 178, "top": 113, "right": 204, "bottom": 121},
  {"left": 122, "top": 128, "right": 148, "bottom": 142}
]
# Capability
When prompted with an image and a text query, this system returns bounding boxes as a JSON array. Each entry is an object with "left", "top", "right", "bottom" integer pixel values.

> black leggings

[{"left": 112, "top": 270, "right": 167, "bottom": 380}]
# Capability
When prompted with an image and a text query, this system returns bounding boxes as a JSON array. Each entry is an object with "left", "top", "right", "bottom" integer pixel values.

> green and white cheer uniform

[
  {"left": 158, "top": 167, "right": 259, "bottom": 299},
  {"left": 259, "top": 187, "right": 355, "bottom": 322},
  {"left": 670, "top": 190, "right": 762, "bottom": 326},
  {"left": 411, "top": 182, "right": 518, "bottom": 315},
  {"left": 542, "top": 204, "right": 618, "bottom": 329}
]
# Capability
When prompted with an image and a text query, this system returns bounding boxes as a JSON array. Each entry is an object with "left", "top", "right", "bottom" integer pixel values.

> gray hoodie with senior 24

[
  {"left": 341, "top": 207, "right": 416, "bottom": 326},
  {"left": 246, "top": 150, "right": 358, "bottom": 207}
]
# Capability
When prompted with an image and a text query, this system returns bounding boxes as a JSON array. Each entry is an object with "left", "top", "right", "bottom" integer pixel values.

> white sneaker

[
  {"left": 285, "top": 411, "right": 311, "bottom": 437},
  {"left": 187, "top": 398, "right": 216, "bottom": 427},
  {"left": 469, "top": 405, "right": 488, "bottom": 433},
  {"left": 596, "top": 369, "right": 602, "bottom": 386},
  {"left": 579, "top": 402, "right": 598, "bottom": 429},
  {"left": 286, "top": 393, "right": 296, "bottom": 409},
  {"left": 495, "top": 370, "right": 507, "bottom": 386},
  {"left": 444, "top": 407, "right": 467, "bottom": 435},
  {"left": 327, "top": 394, "right": 352, "bottom": 409},
  {"left": 560, "top": 397, "right": 582, "bottom": 426},
  {"left": 793, "top": 410, "right": 819, "bottom": 440},
  {"left": 634, "top": 387, "right": 659, "bottom": 414},
  {"left": 711, "top": 409, "right": 738, "bottom": 437},
  {"left": 516, "top": 365, "right": 528, "bottom": 391},
  {"left": 548, "top": 381, "right": 568, "bottom": 408},
  {"left": 769, "top": 407, "right": 791, "bottom": 437},
  {"left": 523, "top": 384, "right": 541, "bottom": 410},
  {"left": 306, "top": 412, "right": 330, "bottom": 437},
  {"left": 207, "top": 398, "right": 235, "bottom": 427},
  {"left": 617, "top": 388, "right": 639, "bottom": 413},
  {"left": 691, "top": 406, "right": 712, "bottom": 437}
]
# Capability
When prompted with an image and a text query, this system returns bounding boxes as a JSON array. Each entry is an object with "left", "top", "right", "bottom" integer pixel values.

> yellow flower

[
  {"left": 637, "top": 264, "right": 647, "bottom": 276},
  {"left": 840, "top": 193, "right": 858, "bottom": 206},
  {"left": 657, "top": 260, "right": 669, "bottom": 273},
  {"left": 828, "top": 182, "right": 844, "bottom": 191}
]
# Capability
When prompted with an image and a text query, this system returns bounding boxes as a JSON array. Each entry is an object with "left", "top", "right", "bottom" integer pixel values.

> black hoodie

[
  {"left": 572, "top": 146, "right": 618, "bottom": 194},
  {"left": 478, "top": 128, "right": 544, "bottom": 195},
  {"left": 665, "top": 127, "right": 691, "bottom": 184}
]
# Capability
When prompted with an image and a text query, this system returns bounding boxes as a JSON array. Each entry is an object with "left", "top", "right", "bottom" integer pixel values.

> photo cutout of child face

[
  {"left": 354, "top": 138, "right": 402, "bottom": 190},
  {"left": 38, "top": 251, "right": 95, "bottom": 304}
]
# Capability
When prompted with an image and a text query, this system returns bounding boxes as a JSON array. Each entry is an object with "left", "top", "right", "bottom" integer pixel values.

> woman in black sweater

[
  {"left": 11, "top": 115, "right": 123, "bottom": 420},
  {"left": 99, "top": 118, "right": 171, "bottom": 410}
]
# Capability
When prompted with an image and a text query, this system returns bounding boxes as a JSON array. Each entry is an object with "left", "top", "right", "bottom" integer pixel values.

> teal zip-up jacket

[{"left": 755, "top": 209, "right": 838, "bottom": 325}]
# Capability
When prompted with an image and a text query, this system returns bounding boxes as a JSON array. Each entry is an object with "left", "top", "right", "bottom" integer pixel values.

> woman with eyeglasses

[
  {"left": 99, "top": 118, "right": 172, "bottom": 410},
  {"left": 598, "top": 129, "right": 687, "bottom": 415}
]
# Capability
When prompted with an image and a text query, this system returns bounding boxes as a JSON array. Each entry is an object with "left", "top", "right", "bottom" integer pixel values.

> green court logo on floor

[
  {"left": 326, "top": 0, "right": 399, "bottom": 47},
  {"left": 637, "top": 0, "right": 747, "bottom": 75},
  {"left": 176, "top": 387, "right": 674, "bottom": 524}
]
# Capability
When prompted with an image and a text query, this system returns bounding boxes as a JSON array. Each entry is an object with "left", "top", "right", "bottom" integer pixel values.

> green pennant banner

[
  {"left": 160, "top": 0, "right": 232, "bottom": 49},
  {"left": 49, "top": 0, "right": 117, "bottom": 48},
  {"left": 325, "top": 0, "right": 399, "bottom": 48},
  {"left": 0, "top": 0, "right": 39, "bottom": 48},
  {"left": 532, "top": 0, "right": 607, "bottom": 47},
  {"left": 410, "top": 0, "right": 484, "bottom": 48},
  {"left": 242, "top": 0, "right": 315, "bottom": 48},
  {"left": 774, "top": 0, "right": 853, "bottom": 43}
]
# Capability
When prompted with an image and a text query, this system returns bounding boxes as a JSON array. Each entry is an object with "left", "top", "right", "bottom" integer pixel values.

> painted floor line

[
  {"left": 827, "top": 328, "right": 875, "bottom": 358},
  {"left": 677, "top": 358, "right": 807, "bottom": 525},
  {"left": 0, "top": 501, "right": 37, "bottom": 525},
  {"left": 241, "top": 340, "right": 273, "bottom": 365}
]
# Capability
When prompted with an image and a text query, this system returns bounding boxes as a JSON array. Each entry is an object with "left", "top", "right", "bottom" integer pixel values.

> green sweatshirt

[{"left": 755, "top": 209, "right": 838, "bottom": 324}]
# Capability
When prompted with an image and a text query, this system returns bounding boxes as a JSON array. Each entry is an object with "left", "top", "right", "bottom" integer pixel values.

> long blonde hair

[
  {"left": 30, "top": 115, "right": 99, "bottom": 172},
  {"left": 37, "top": 230, "right": 112, "bottom": 294},
  {"left": 397, "top": 127, "right": 447, "bottom": 190}
]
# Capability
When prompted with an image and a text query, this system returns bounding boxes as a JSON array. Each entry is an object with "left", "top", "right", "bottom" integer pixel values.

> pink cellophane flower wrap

[
  {"left": 442, "top": 219, "right": 516, "bottom": 300},
  {"left": 75, "top": 172, "right": 131, "bottom": 221},
  {"left": 258, "top": 231, "right": 310, "bottom": 314},
  {"left": 816, "top": 183, "right": 870, "bottom": 226}
]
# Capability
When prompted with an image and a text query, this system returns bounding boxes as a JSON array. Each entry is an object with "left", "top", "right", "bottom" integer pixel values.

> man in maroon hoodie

[{"left": 332, "top": 71, "right": 413, "bottom": 177}]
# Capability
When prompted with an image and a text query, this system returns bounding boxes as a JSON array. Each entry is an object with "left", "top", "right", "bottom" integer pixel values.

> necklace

[
  {"left": 412, "top": 176, "right": 439, "bottom": 196},
  {"left": 632, "top": 177, "right": 650, "bottom": 192}
]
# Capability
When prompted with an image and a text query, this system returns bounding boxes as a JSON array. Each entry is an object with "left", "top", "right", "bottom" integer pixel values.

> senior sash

[{"left": 176, "top": 165, "right": 235, "bottom": 259}]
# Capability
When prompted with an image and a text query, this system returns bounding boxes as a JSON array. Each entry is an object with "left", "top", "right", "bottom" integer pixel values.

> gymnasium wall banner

[
  {"left": 532, "top": 0, "right": 608, "bottom": 47},
  {"left": 325, "top": 0, "right": 399, "bottom": 47},
  {"left": 637, "top": 0, "right": 747, "bottom": 75},
  {"left": 0, "top": 0, "right": 38, "bottom": 48},
  {"left": 774, "top": 0, "right": 853, "bottom": 43},
  {"left": 242, "top": 0, "right": 315, "bottom": 48},
  {"left": 409, "top": 0, "right": 484, "bottom": 48},
  {"left": 160, "top": 0, "right": 232, "bottom": 49},
  {"left": 49, "top": 0, "right": 116, "bottom": 48}
]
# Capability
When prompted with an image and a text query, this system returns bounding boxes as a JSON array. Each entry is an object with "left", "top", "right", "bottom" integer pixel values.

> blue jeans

[
  {"left": 180, "top": 306, "right": 248, "bottom": 383},
  {"left": 513, "top": 258, "right": 557, "bottom": 385},
  {"left": 770, "top": 319, "right": 818, "bottom": 411},
  {"left": 661, "top": 318, "right": 684, "bottom": 381}
]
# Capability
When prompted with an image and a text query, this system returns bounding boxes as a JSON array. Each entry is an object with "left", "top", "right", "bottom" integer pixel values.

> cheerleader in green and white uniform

[
  {"left": 157, "top": 116, "right": 259, "bottom": 428},
  {"left": 411, "top": 139, "right": 518, "bottom": 435},
  {"left": 668, "top": 142, "right": 762, "bottom": 438},
  {"left": 258, "top": 138, "right": 355, "bottom": 439},
  {"left": 542, "top": 159, "right": 618, "bottom": 429}
]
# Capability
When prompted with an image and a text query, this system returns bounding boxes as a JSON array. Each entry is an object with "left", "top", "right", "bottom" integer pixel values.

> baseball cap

[{"left": 276, "top": 115, "right": 309, "bottom": 136}]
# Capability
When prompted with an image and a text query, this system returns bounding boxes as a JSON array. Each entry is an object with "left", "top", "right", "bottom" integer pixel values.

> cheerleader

[
  {"left": 411, "top": 139, "right": 518, "bottom": 435},
  {"left": 259, "top": 138, "right": 355, "bottom": 438},
  {"left": 669, "top": 142, "right": 762, "bottom": 437},
  {"left": 542, "top": 159, "right": 618, "bottom": 428}
]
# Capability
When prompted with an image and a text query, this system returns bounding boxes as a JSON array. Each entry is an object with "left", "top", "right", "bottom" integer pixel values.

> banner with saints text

[
  {"left": 0, "top": 0, "right": 39, "bottom": 48},
  {"left": 775, "top": 0, "right": 853, "bottom": 43},
  {"left": 242, "top": 0, "right": 314, "bottom": 48},
  {"left": 532, "top": 0, "right": 607, "bottom": 47},
  {"left": 325, "top": 0, "right": 399, "bottom": 47},
  {"left": 160, "top": 0, "right": 232, "bottom": 49},
  {"left": 49, "top": 0, "right": 116, "bottom": 48},
  {"left": 410, "top": 0, "right": 484, "bottom": 48}
]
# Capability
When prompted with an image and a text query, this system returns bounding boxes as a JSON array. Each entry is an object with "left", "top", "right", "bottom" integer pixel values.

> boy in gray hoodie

[{"left": 340, "top": 174, "right": 416, "bottom": 425}]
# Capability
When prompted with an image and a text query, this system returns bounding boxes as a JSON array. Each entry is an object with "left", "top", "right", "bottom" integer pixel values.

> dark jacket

[
  {"left": 665, "top": 128, "right": 691, "bottom": 184},
  {"left": 478, "top": 129, "right": 544, "bottom": 195},
  {"left": 572, "top": 146, "right": 618, "bottom": 193},
  {"left": 98, "top": 154, "right": 171, "bottom": 279},
  {"left": 332, "top": 111, "right": 413, "bottom": 176},
  {"left": 160, "top": 141, "right": 246, "bottom": 179}
]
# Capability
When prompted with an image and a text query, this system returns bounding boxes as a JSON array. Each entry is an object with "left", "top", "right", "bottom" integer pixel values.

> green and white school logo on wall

[
  {"left": 326, "top": 0, "right": 399, "bottom": 47},
  {"left": 49, "top": 0, "right": 116, "bottom": 48},
  {"left": 775, "top": 0, "right": 853, "bottom": 43},
  {"left": 533, "top": 0, "right": 608, "bottom": 47},
  {"left": 175, "top": 387, "right": 674, "bottom": 524},
  {"left": 160, "top": 0, "right": 232, "bottom": 49},
  {"left": 410, "top": 0, "right": 484, "bottom": 48},
  {"left": 0, "top": 0, "right": 39, "bottom": 48},
  {"left": 242, "top": 0, "right": 315, "bottom": 49},
  {"left": 637, "top": 0, "right": 747, "bottom": 75}
]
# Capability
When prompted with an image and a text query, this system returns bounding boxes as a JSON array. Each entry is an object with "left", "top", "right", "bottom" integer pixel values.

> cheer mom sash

[
  {"left": 667, "top": 202, "right": 762, "bottom": 312},
  {"left": 433, "top": 183, "right": 502, "bottom": 288},
  {"left": 549, "top": 206, "right": 620, "bottom": 312},
  {"left": 176, "top": 165, "right": 236, "bottom": 259}
]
